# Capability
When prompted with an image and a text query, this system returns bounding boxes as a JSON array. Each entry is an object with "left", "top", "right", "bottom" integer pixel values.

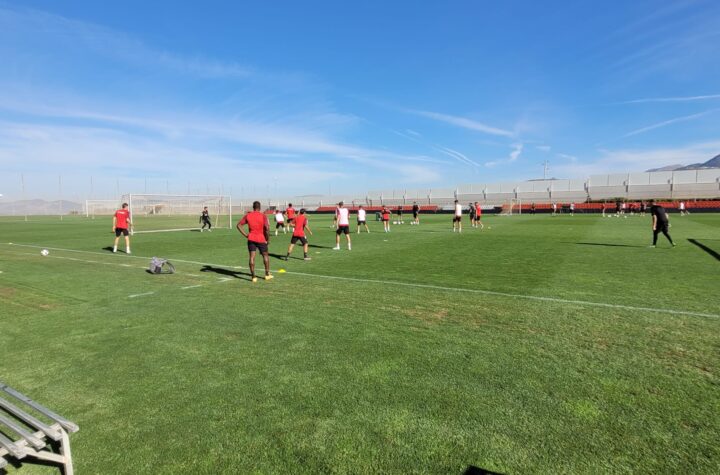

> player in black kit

[
  {"left": 649, "top": 200, "right": 675, "bottom": 248},
  {"left": 200, "top": 206, "right": 212, "bottom": 232}
]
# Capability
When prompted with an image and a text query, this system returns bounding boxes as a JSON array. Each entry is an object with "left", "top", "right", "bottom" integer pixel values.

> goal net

[
  {"left": 122, "top": 194, "right": 232, "bottom": 234},
  {"left": 500, "top": 199, "right": 521, "bottom": 215},
  {"left": 85, "top": 200, "right": 121, "bottom": 218}
]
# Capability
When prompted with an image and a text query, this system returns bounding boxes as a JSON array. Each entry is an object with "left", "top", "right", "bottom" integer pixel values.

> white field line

[
  {"left": 129, "top": 292, "right": 155, "bottom": 298},
  {"left": 181, "top": 284, "right": 204, "bottom": 290},
  {"left": 280, "top": 271, "right": 720, "bottom": 320},
  {"left": 3, "top": 243, "right": 718, "bottom": 319},
  {"left": 4, "top": 242, "right": 242, "bottom": 269},
  {"left": 10, "top": 251, "right": 147, "bottom": 271}
]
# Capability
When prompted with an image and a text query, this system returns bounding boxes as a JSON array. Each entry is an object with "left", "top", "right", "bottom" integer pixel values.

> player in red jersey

[
  {"left": 381, "top": 206, "right": 391, "bottom": 232},
  {"left": 112, "top": 203, "right": 133, "bottom": 254},
  {"left": 285, "top": 209, "right": 313, "bottom": 261},
  {"left": 285, "top": 203, "right": 297, "bottom": 230},
  {"left": 237, "top": 201, "right": 272, "bottom": 282},
  {"left": 474, "top": 202, "right": 483, "bottom": 229}
]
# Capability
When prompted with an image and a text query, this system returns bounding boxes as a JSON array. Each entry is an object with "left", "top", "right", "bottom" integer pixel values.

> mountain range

[{"left": 646, "top": 154, "right": 720, "bottom": 172}]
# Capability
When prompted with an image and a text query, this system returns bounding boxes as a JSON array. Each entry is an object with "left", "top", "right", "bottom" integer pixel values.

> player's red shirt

[
  {"left": 114, "top": 209, "right": 130, "bottom": 228},
  {"left": 239, "top": 211, "right": 269, "bottom": 243},
  {"left": 475, "top": 204, "right": 482, "bottom": 216},
  {"left": 382, "top": 209, "right": 390, "bottom": 220},
  {"left": 293, "top": 215, "right": 307, "bottom": 237},
  {"left": 286, "top": 207, "right": 296, "bottom": 219}
]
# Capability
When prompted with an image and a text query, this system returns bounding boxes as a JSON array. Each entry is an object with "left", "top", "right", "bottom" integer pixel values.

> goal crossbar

[{"left": 122, "top": 194, "right": 232, "bottom": 234}]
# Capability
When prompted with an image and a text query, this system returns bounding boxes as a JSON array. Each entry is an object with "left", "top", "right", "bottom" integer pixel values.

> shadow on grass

[
  {"left": 268, "top": 253, "right": 288, "bottom": 261},
  {"left": 463, "top": 466, "right": 505, "bottom": 475},
  {"left": 688, "top": 239, "right": 720, "bottom": 261},
  {"left": 200, "top": 265, "right": 253, "bottom": 281},
  {"left": 574, "top": 242, "right": 644, "bottom": 248},
  {"left": 308, "top": 243, "right": 333, "bottom": 249}
]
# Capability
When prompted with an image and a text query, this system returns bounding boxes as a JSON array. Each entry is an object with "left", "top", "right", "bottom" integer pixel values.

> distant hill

[
  {"left": 646, "top": 154, "right": 720, "bottom": 172},
  {"left": 0, "top": 199, "right": 82, "bottom": 216}
]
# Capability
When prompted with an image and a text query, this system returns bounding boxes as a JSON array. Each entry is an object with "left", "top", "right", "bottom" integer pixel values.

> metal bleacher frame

[{"left": 247, "top": 168, "right": 720, "bottom": 212}]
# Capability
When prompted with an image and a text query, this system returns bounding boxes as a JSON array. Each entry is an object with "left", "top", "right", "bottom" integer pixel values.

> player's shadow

[
  {"left": 688, "top": 238, "right": 720, "bottom": 261},
  {"left": 573, "top": 242, "right": 644, "bottom": 248},
  {"left": 102, "top": 246, "right": 114, "bottom": 252},
  {"left": 200, "top": 265, "right": 253, "bottom": 281},
  {"left": 268, "top": 253, "right": 287, "bottom": 261},
  {"left": 463, "top": 466, "right": 505, "bottom": 475},
  {"left": 308, "top": 244, "right": 333, "bottom": 249}
]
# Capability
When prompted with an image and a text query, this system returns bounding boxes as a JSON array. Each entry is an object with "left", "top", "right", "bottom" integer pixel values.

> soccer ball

[{"left": 40, "top": 249, "right": 49, "bottom": 256}]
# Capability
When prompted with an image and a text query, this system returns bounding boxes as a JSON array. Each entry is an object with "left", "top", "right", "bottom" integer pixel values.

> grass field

[{"left": 1, "top": 212, "right": 719, "bottom": 474}]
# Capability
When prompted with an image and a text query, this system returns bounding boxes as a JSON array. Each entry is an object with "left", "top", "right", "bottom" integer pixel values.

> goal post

[
  {"left": 121, "top": 194, "right": 232, "bottom": 234},
  {"left": 500, "top": 198, "right": 521, "bottom": 215},
  {"left": 85, "top": 200, "right": 121, "bottom": 218}
]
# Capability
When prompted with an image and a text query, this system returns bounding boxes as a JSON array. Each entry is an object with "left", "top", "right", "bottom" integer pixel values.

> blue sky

[{"left": 1, "top": 0, "right": 719, "bottom": 200}]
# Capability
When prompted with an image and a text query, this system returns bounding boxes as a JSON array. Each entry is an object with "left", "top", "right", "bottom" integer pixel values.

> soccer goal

[
  {"left": 500, "top": 199, "right": 522, "bottom": 215},
  {"left": 121, "top": 194, "right": 232, "bottom": 234},
  {"left": 85, "top": 200, "right": 121, "bottom": 218}
]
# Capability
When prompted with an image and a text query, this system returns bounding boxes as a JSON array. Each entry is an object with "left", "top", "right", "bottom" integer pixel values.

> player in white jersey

[
  {"left": 356, "top": 205, "right": 370, "bottom": 233},
  {"left": 333, "top": 201, "right": 352, "bottom": 250},
  {"left": 274, "top": 209, "right": 287, "bottom": 235},
  {"left": 679, "top": 201, "right": 689, "bottom": 216},
  {"left": 452, "top": 199, "right": 463, "bottom": 232}
]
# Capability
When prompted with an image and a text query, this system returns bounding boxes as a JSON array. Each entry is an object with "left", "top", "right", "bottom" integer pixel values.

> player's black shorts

[
  {"left": 656, "top": 222, "right": 669, "bottom": 232},
  {"left": 413, "top": 212, "right": 418, "bottom": 218},
  {"left": 336, "top": 225, "right": 350, "bottom": 235},
  {"left": 382, "top": 217, "right": 389, "bottom": 222},
  {"left": 357, "top": 220, "right": 366, "bottom": 225},
  {"left": 453, "top": 216, "right": 462, "bottom": 222},
  {"left": 115, "top": 227, "right": 129, "bottom": 237},
  {"left": 290, "top": 236, "right": 308, "bottom": 245},
  {"left": 247, "top": 241, "right": 268, "bottom": 253},
  {"left": 396, "top": 211, "right": 402, "bottom": 215},
  {"left": 287, "top": 217, "right": 295, "bottom": 224},
  {"left": 276, "top": 222, "right": 285, "bottom": 228}
]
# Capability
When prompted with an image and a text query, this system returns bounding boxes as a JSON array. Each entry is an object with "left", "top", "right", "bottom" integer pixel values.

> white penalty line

[
  {"left": 4, "top": 242, "right": 718, "bottom": 320},
  {"left": 4, "top": 242, "right": 242, "bottom": 269},
  {"left": 283, "top": 270, "right": 720, "bottom": 320},
  {"left": 129, "top": 292, "right": 155, "bottom": 298}
]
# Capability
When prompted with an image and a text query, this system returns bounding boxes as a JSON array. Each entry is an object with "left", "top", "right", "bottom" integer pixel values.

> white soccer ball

[{"left": 40, "top": 249, "right": 49, "bottom": 256}]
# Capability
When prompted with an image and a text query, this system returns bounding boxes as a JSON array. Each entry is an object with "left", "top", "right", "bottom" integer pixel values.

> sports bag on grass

[{"left": 149, "top": 257, "right": 175, "bottom": 274}]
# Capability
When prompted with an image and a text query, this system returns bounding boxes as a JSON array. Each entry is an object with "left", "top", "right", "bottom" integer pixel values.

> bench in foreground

[{"left": 0, "top": 383, "right": 78, "bottom": 474}]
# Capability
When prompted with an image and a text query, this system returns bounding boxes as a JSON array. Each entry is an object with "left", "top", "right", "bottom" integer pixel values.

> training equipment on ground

[
  {"left": 121, "top": 194, "right": 232, "bottom": 234},
  {"left": 278, "top": 269, "right": 286, "bottom": 273},
  {"left": 40, "top": 249, "right": 49, "bottom": 256},
  {"left": 148, "top": 257, "right": 175, "bottom": 274}
]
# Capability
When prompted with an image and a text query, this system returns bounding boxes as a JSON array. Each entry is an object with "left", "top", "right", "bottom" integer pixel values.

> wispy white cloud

[
  {"left": 508, "top": 143, "right": 523, "bottom": 162},
  {"left": 556, "top": 153, "right": 577, "bottom": 162},
  {"left": 551, "top": 141, "right": 720, "bottom": 177},
  {"left": 483, "top": 142, "right": 525, "bottom": 168},
  {"left": 536, "top": 145, "right": 551, "bottom": 152},
  {"left": 436, "top": 147, "right": 481, "bottom": 168},
  {"left": 0, "top": 6, "right": 253, "bottom": 80},
  {"left": 622, "top": 109, "right": 720, "bottom": 138},
  {"left": 405, "top": 109, "right": 514, "bottom": 138},
  {"left": 619, "top": 94, "right": 720, "bottom": 104}
]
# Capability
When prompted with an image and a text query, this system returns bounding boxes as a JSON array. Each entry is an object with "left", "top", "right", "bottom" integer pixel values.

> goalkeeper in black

[
  {"left": 200, "top": 206, "right": 212, "bottom": 232},
  {"left": 649, "top": 200, "right": 675, "bottom": 248}
]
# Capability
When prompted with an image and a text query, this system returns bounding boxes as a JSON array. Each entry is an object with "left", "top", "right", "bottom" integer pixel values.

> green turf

[{"left": 1, "top": 213, "right": 719, "bottom": 474}]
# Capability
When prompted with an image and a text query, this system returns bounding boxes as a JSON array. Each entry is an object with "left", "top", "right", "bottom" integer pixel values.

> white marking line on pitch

[
  {"left": 129, "top": 292, "right": 155, "bottom": 298},
  {"left": 6, "top": 242, "right": 718, "bottom": 320},
  {"left": 181, "top": 284, "right": 203, "bottom": 290},
  {"left": 283, "top": 270, "right": 720, "bottom": 320},
  {"left": 3, "top": 243, "right": 243, "bottom": 269},
  {"left": 11, "top": 251, "right": 147, "bottom": 271}
]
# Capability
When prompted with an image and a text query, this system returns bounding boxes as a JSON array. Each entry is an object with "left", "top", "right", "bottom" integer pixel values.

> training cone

[{"left": 278, "top": 269, "right": 286, "bottom": 273}]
